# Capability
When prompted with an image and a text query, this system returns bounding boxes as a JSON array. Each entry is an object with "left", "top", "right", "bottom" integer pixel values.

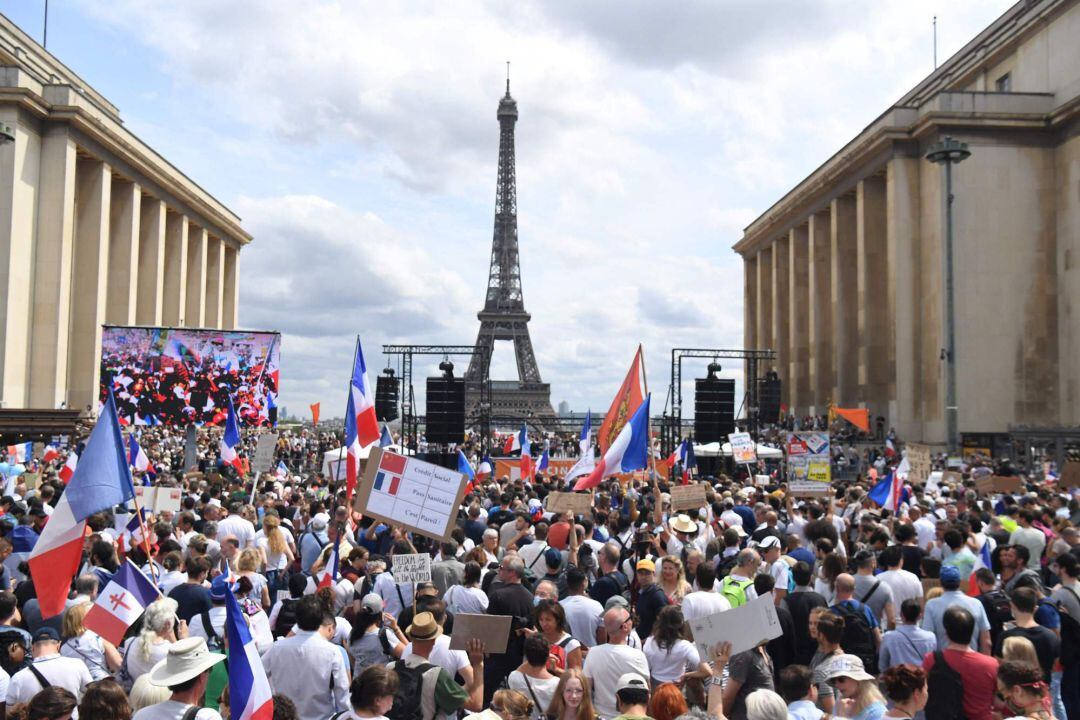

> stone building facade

[
  {"left": 0, "top": 15, "right": 251, "bottom": 413},
  {"left": 734, "top": 0, "right": 1080, "bottom": 447}
]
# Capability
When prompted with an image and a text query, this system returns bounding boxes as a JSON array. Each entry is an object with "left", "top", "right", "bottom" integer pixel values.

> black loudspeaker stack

[
  {"left": 758, "top": 377, "right": 782, "bottom": 424},
  {"left": 694, "top": 378, "right": 735, "bottom": 443},
  {"left": 375, "top": 375, "right": 399, "bottom": 422},
  {"left": 425, "top": 377, "right": 465, "bottom": 444}
]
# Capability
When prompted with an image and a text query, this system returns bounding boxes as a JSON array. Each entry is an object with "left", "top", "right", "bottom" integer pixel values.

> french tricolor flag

[
  {"left": 679, "top": 439, "right": 697, "bottom": 485},
  {"left": 868, "top": 468, "right": 909, "bottom": 511},
  {"left": 41, "top": 445, "right": 60, "bottom": 465},
  {"left": 316, "top": 533, "right": 341, "bottom": 590},
  {"left": 84, "top": 560, "right": 159, "bottom": 646},
  {"left": 29, "top": 391, "right": 135, "bottom": 618},
  {"left": 226, "top": 584, "right": 274, "bottom": 720},
  {"left": 58, "top": 451, "right": 78, "bottom": 484},
  {"left": 576, "top": 395, "right": 651, "bottom": 491},
  {"left": 128, "top": 435, "right": 155, "bottom": 483},
  {"left": 350, "top": 337, "right": 381, "bottom": 448},
  {"left": 503, "top": 432, "right": 520, "bottom": 455},
  {"left": 220, "top": 395, "right": 244, "bottom": 472},
  {"left": 968, "top": 537, "right": 994, "bottom": 596},
  {"left": 564, "top": 411, "right": 594, "bottom": 487},
  {"left": 537, "top": 449, "right": 549, "bottom": 474},
  {"left": 477, "top": 454, "right": 493, "bottom": 480},
  {"left": 518, "top": 424, "right": 533, "bottom": 481},
  {"left": 379, "top": 424, "right": 394, "bottom": 448},
  {"left": 6, "top": 443, "right": 30, "bottom": 464},
  {"left": 344, "top": 391, "right": 362, "bottom": 503},
  {"left": 118, "top": 509, "right": 148, "bottom": 556}
]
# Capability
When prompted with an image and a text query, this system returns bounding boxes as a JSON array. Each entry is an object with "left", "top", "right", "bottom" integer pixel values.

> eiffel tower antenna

[{"left": 466, "top": 73, "right": 554, "bottom": 426}]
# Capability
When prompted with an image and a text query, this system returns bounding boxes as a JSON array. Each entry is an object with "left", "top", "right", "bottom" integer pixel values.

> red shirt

[{"left": 923, "top": 648, "right": 999, "bottom": 720}]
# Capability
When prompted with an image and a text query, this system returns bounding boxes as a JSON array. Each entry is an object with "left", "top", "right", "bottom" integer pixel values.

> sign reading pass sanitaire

[{"left": 354, "top": 448, "right": 469, "bottom": 542}]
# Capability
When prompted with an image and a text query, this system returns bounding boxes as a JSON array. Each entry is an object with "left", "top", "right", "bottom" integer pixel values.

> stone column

[
  {"left": 106, "top": 179, "right": 140, "bottom": 325},
  {"left": 68, "top": 158, "right": 112, "bottom": 411},
  {"left": 857, "top": 174, "right": 888, "bottom": 418},
  {"left": 756, "top": 245, "right": 773, "bottom": 354},
  {"left": 0, "top": 108, "right": 40, "bottom": 408},
  {"left": 185, "top": 223, "right": 207, "bottom": 327},
  {"left": 28, "top": 126, "right": 77, "bottom": 408},
  {"left": 887, "top": 155, "right": 921, "bottom": 439},
  {"left": 788, "top": 224, "right": 810, "bottom": 414},
  {"left": 772, "top": 235, "right": 790, "bottom": 406},
  {"left": 205, "top": 235, "right": 225, "bottom": 328},
  {"left": 744, "top": 255, "right": 758, "bottom": 351},
  {"left": 137, "top": 196, "right": 166, "bottom": 325},
  {"left": 162, "top": 211, "right": 188, "bottom": 326},
  {"left": 223, "top": 245, "right": 239, "bottom": 330},
  {"left": 808, "top": 209, "right": 832, "bottom": 412},
  {"left": 831, "top": 194, "right": 858, "bottom": 404}
]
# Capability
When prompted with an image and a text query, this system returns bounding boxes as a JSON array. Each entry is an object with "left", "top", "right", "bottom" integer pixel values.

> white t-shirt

[
  {"left": 642, "top": 636, "right": 701, "bottom": 682},
  {"left": 770, "top": 558, "right": 791, "bottom": 591},
  {"left": 256, "top": 534, "right": 292, "bottom": 571},
  {"left": 133, "top": 700, "right": 223, "bottom": 720},
  {"left": 877, "top": 569, "right": 924, "bottom": 618},
  {"left": 444, "top": 585, "right": 489, "bottom": 615},
  {"left": 121, "top": 637, "right": 173, "bottom": 684},
  {"left": 581, "top": 643, "right": 650, "bottom": 720},
  {"left": 402, "top": 635, "right": 469, "bottom": 679},
  {"left": 7, "top": 654, "right": 92, "bottom": 704},
  {"left": 560, "top": 595, "right": 604, "bottom": 648},
  {"left": 680, "top": 590, "right": 732, "bottom": 622},
  {"left": 508, "top": 671, "right": 560, "bottom": 720},
  {"left": 217, "top": 515, "right": 257, "bottom": 549}
]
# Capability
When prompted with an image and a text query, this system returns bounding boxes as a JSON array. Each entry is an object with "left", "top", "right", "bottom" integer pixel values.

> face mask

[{"left": 533, "top": 595, "right": 542, "bottom": 606}]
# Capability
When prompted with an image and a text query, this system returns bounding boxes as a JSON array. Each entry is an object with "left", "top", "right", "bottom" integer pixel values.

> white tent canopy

[
  {"left": 693, "top": 442, "right": 783, "bottom": 459},
  {"left": 320, "top": 444, "right": 404, "bottom": 478}
]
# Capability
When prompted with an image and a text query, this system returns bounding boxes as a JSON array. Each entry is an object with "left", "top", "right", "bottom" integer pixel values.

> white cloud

[{"left": 68, "top": 0, "right": 1014, "bottom": 417}]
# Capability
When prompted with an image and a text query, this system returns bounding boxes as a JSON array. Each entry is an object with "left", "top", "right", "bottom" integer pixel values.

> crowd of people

[{"left": 0, "top": 422, "right": 1075, "bottom": 720}]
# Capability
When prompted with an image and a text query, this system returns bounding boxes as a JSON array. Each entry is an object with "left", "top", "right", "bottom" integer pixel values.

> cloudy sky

[{"left": 7, "top": 1, "right": 1013, "bottom": 421}]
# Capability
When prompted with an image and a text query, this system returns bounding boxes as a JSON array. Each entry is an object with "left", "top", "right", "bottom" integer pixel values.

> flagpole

[
  {"left": 129, "top": 486, "right": 160, "bottom": 587},
  {"left": 637, "top": 345, "right": 659, "bottom": 482}
]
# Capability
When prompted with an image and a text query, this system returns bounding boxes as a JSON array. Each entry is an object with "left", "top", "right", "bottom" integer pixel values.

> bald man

[{"left": 582, "top": 607, "right": 650, "bottom": 720}]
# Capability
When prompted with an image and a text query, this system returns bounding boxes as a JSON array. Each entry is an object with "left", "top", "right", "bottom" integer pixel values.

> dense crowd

[{"left": 0, "top": 425, "right": 1075, "bottom": 720}]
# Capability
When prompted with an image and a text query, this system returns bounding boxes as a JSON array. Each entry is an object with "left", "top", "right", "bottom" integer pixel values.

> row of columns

[
  {"left": 744, "top": 172, "right": 894, "bottom": 419},
  {"left": 3, "top": 126, "right": 239, "bottom": 412}
]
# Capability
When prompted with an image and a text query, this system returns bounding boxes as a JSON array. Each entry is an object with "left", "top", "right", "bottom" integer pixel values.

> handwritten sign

[
  {"left": 670, "top": 484, "right": 707, "bottom": 512},
  {"left": 728, "top": 433, "right": 757, "bottom": 465},
  {"left": 392, "top": 553, "right": 432, "bottom": 585},
  {"left": 355, "top": 448, "right": 469, "bottom": 542},
  {"left": 449, "top": 614, "right": 511, "bottom": 654},
  {"left": 253, "top": 433, "right": 279, "bottom": 474},
  {"left": 688, "top": 594, "right": 782, "bottom": 658},
  {"left": 906, "top": 443, "right": 932, "bottom": 485},
  {"left": 545, "top": 491, "right": 594, "bottom": 516}
]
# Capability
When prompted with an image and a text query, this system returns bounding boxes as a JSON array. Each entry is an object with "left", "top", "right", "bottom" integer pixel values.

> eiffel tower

[{"left": 465, "top": 76, "right": 554, "bottom": 426}]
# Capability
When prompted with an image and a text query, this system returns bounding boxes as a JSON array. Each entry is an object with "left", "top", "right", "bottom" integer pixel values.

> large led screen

[{"left": 99, "top": 326, "right": 280, "bottom": 427}]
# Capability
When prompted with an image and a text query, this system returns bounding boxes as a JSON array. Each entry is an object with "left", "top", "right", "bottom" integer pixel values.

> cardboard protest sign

[
  {"left": 449, "top": 614, "right": 512, "bottom": 654},
  {"left": 906, "top": 443, "right": 932, "bottom": 485},
  {"left": 544, "top": 491, "right": 594, "bottom": 516},
  {"left": 728, "top": 433, "right": 757, "bottom": 464},
  {"left": 392, "top": 553, "right": 432, "bottom": 584},
  {"left": 134, "top": 486, "right": 183, "bottom": 514},
  {"left": 1060, "top": 462, "right": 1080, "bottom": 489},
  {"left": 688, "top": 594, "right": 782, "bottom": 659},
  {"left": 989, "top": 475, "right": 1024, "bottom": 493},
  {"left": 22, "top": 473, "right": 39, "bottom": 490},
  {"left": 670, "top": 484, "right": 707, "bottom": 512},
  {"left": 973, "top": 474, "right": 995, "bottom": 494},
  {"left": 354, "top": 448, "right": 469, "bottom": 542},
  {"left": 252, "top": 433, "right": 279, "bottom": 474},
  {"left": 941, "top": 471, "right": 963, "bottom": 487}
]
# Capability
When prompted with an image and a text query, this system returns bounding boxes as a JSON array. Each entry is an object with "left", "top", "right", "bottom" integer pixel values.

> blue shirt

[
  {"left": 788, "top": 700, "right": 824, "bottom": 720},
  {"left": 831, "top": 599, "right": 879, "bottom": 628},
  {"left": 852, "top": 701, "right": 886, "bottom": 720},
  {"left": 921, "top": 590, "right": 991, "bottom": 650},
  {"left": 879, "top": 624, "right": 937, "bottom": 670}
]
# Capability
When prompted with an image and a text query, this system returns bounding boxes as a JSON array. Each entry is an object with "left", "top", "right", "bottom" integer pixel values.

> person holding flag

[
  {"left": 564, "top": 410, "right": 594, "bottom": 488},
  {"left": 219, "top": 395, "right": 244, "bottom": 473},
  {"left": 516, "top": 423, "right": 533, "bottom": 482}
]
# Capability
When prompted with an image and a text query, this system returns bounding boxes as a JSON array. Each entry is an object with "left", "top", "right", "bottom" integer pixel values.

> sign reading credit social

[{"left": 354, "top": 448, "right": 469, "bottom": 542}]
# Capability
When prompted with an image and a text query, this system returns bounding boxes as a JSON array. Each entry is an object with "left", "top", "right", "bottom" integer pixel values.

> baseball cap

[
  {"left": 32, "top": 627, "right": 59, "bottom": 643},
  {"left": 544, "top": 548, "right": 562, "bottom": 567},
  {"left": 311, "top": 513, "right": 330, "bottom": 531},
  {"left": 360, "top": 593, "right": 384, "bottom": 614},
  {"left": 939, "top": 565, "right": 961, "bottom": 588},
  {"left": 615, "top": 672, "right": 650, "bottom": 694},
  {"left": 635, "top": 558, "right": 655, "bottom": 572},
  {"left": 604, "top": 595, "right": 629, "bottom": 611},
  {"left": 757, "top": 535, "right": 781, "bottom": 550},
  {"left": 209, "top": 574, "right": 230, "bottom": 601}
]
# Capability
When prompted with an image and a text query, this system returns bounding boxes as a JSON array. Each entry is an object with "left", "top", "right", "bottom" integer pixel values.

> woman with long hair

[
  {"left": 659, "top": 556, "right": 692, "bottom": 604},
  {"left": 649, "top": 682, "right": 688, "bottom": 720},
  {"left": 491, "top": 689, "right": 534, "bottom": 720},
  {"left": 997, "top": 660, "right": 1054, "bottom": 720},
  {"left": 544, "top": 668, "right": 597, "bottom": 720},
  {"left": 643, "top": 605, "right": 712, "bottom": 686},
  {"left": 878, "top": 664, "right": 927, "bottom": 720},
  {"left": 348, "top": 593, "right": 404, "bottom": 667},
  {"left": 531, "top": 600, "right": 581, "bottom": 674},
  {"left": 823, "top": 655, "right": 886, "bottom": 720},
  {"left": 120, "top": 597, "right": 185, "bottom": 685},
  {"left": 1002, "top": 636, "right": 1042, "bottom": 669},
  {"left": 7, "top": 687, "right": 77, "bottom": 720},
  {"left": 817, "top": 554, "right": 846, "bottom": 603},
  {"left": 77, "top": 679, "right": 131, "bottom": 720},
  {"left": 237, "top": 547, "right": 272, "bottom": 611},
  {"left": 445, "top": 561, "right": 489, "bottom": 615},
  {"left": 257, "top": 514, "right": 295, "bottom": 597},
  {"left": 59, "top": 602, "right": 121, "bottom": 681}
]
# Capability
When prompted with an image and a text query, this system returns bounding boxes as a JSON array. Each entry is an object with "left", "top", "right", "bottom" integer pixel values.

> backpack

[
  {"left": 273, "top": 598, "right": 299, "bottom": 639},
  {"left": 387, "top": 660, "right": 436, "bottom": 720},
  {"left": 833, "top": 601, "right": 879, "bottom": 675},
  {"left": 606, "top": 571, "right": 631, "bottom": 603},
  {"left": 720, "top": 576, "right": 753, "bottom": 608},
  {"left": 925, "top": 651, "right": 967, "bottom": 720},
  {"left": 716, "top": 553, "right": 739, "bottom": 579}
]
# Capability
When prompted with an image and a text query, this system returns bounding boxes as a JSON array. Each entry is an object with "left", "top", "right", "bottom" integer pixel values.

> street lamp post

[{"left": 925, "top": 136, "right": 971, "bottom": 459}]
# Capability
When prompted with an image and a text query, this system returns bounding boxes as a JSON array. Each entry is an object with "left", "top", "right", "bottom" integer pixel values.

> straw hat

[
  {"left": 671, "top": 514, "right": 697, "bottom": 534},
  {"left": 406, "top": 612, "right": 442, "bottom": 641},
  {"left": 148, "top": 637, "right": 225, "bottom": 687}
]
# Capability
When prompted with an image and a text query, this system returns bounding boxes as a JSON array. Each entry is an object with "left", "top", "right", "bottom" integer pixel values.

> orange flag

[
  {"left": 834, "top": 407, "right": 870, "bottom": 432},
  {"left": 598, "top": 346, "right": 646, "bottom": 453},
  {"left": 310, "top": 402, "right": 320, "bottom": 426}
]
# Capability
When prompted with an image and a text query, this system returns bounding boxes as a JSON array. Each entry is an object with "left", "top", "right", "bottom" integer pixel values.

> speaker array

[
  {"left": 375, "top": 375, "right": 399, "bottom": 422},
  {"left": 758, "top": 377, "right": 782, "bottom": 424},
  {"left": 425, "top": 377, "right": 465, "bottom": 444},
  {"left": 694, "top": 378, "right": 735, "bottom": 443}
]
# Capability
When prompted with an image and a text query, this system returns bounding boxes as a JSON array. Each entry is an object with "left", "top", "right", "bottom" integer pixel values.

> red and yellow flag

[
  {"left": 598, "top": 346, "right": 646, "bottom": 453},
  {"left": 310, "top": 402, "right": 321, "bottom": 426}
]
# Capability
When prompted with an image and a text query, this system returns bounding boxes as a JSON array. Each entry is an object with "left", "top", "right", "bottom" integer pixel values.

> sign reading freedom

[{"left": 354, "top": 448, "right": 469, "bottom": 542}]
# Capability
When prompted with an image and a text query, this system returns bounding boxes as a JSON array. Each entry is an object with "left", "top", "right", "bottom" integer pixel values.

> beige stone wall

[{"left": 1057, "top": 133, "right": 1080, "bottom": 425}]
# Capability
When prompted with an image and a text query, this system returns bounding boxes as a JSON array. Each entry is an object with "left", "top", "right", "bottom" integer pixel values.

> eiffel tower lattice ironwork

[{"left": 465, "top": 76, "right": 554, "bottom": 426}]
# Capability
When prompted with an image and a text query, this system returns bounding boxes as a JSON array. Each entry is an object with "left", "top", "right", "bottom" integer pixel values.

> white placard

[
  {"left": 729, "top": 432, "right": 757, "bottom": 464},
  {"left": 355, "top": 449, "right": 469, "bottom": 542},
  {"left": 392, "top": 553, "right": 432, "bottom": 584},
  {"left": 253, "top": 433, "right": 279, "bottom": 473},
  {"left": 134, "top": 486, "right": 183, "bottom": 515},
  {"left": 688, "top": 594, "right": 783, "bottom": 659}
]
